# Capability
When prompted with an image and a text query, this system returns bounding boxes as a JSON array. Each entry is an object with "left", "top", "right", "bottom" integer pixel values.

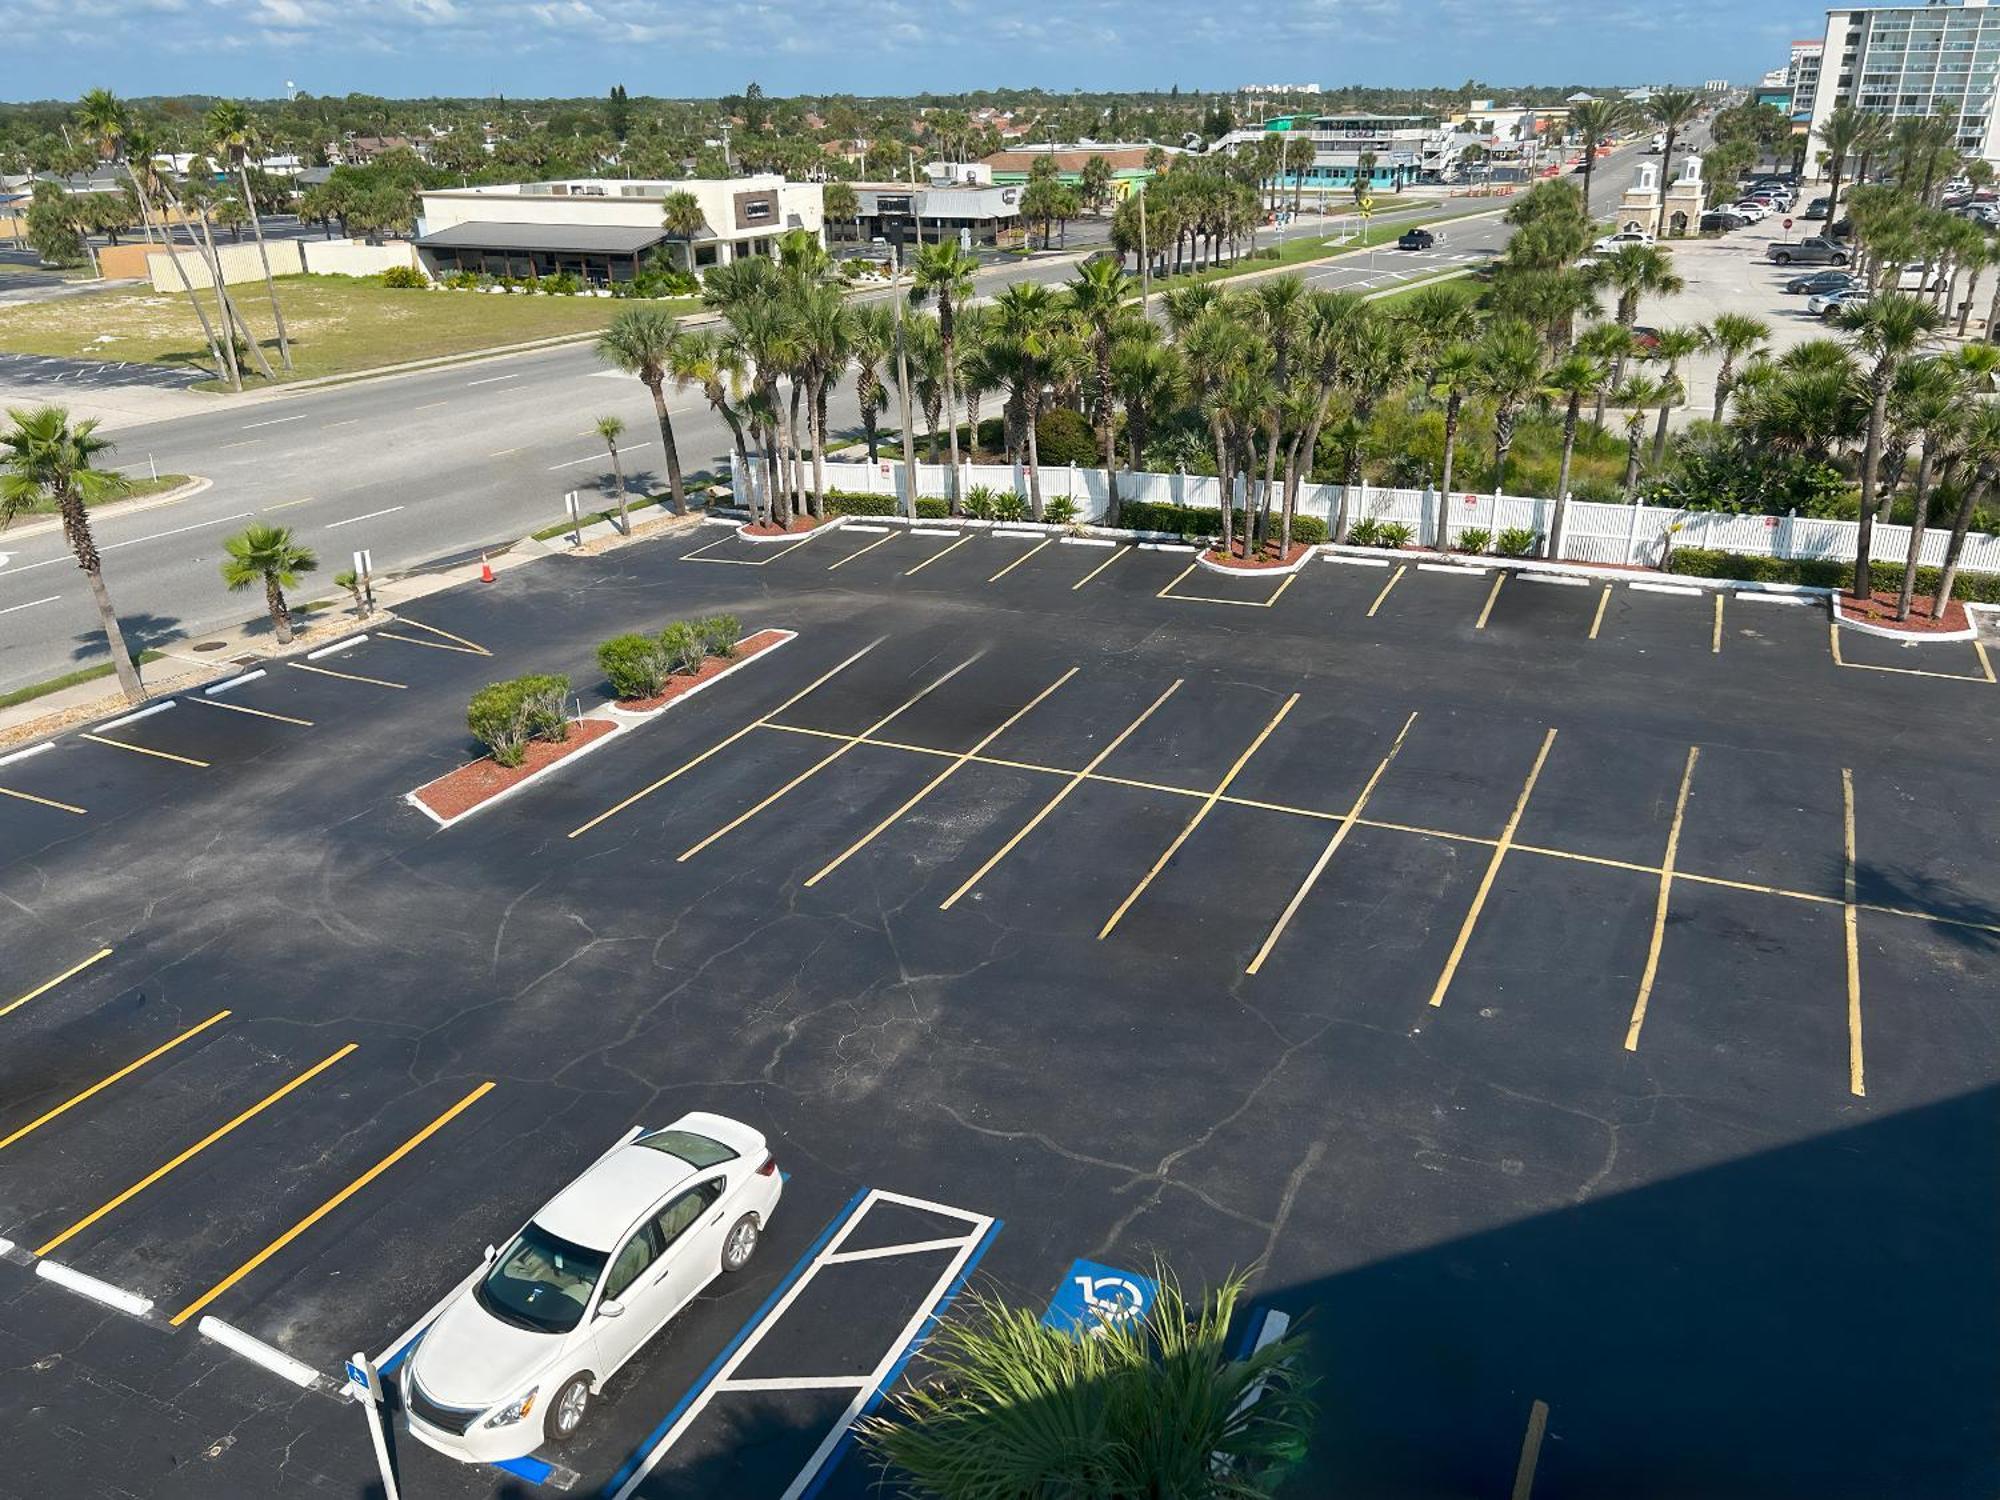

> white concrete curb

[
  {"left": 204, "top": 669, "right": 266, "bottom": 694},
  {"left": 736, "top": 516, "right": 847, "bottom": 544},
  {"left": 1829, "top": 599, "right": 1980, "bottom": 643},
  {"left": 198, "top": 1316, "right": 332, "bottom": 1391},
  {"left": 604, "top": 630, "right": 797, "bottom": 720},
  {"left": 100, "top": 701, "right": 176, "bottom": 731},
  {"left": 405, "top": 713, "right": 630, "bottom": 830},
  {"left": 0, "top": 741, "right": 53, "bottom": 768},
  {"left": 35, "top": 1259, "right": 154, "bottom": 1318},
  {"left": 1195, "top": 546, "right": 1315, "bottom": 578},
  {"left": 305, "top": 634, "right": 368, "bottom": 660}
]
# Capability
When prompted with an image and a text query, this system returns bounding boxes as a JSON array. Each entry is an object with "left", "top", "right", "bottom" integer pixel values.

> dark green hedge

[
  {"left": 823, "top": 490, "right": 949, "bottom": 518},
  {"left": 1116, "top": 500, "right": 1328, "bottom": 545},
  {"left": 1667, "top": 548, "right": 2000, "bottom": 603}
]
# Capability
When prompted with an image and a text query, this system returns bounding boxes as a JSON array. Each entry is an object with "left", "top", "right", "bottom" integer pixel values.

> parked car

[
  {"left": 1591, "top": 228, "right": 1656, "bottom": 253},
  {"left": 1803, "top": 197, "right": 1830, "bottom": 219},
  {"left": 1729, "top": 201, "right": 1771, "bottom": 221},
  {"left": 1767, "top": 236, "right": 1850, "bottom": 266},
  {"left": 401, "top": 1113, "right": 783, "bottom": 1463},
  {"left": 1809, "top": 288, "right": 1868, "bottom": 317},
  {"left": 1700, "top": 210, "right": 1749, "bottom": 232},
  {"left": 1785, "top": 268, "right": 1855, "bottom": 296},
  {"left": 1396, "top": 227, "right": 1439, "bottom": 250},
  {"left": 1629, "top": 325, "right": 1663, "bottom": 353}
]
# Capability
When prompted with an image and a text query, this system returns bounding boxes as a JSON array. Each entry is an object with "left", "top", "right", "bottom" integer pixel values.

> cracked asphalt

[{"left": 1, "top": 519, "right": 1996, "bottom": 1499}]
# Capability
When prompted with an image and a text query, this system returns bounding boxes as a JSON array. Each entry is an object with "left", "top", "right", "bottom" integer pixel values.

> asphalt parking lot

[{"left": 1, "top": 518, "right": 1996, "bottom": 1499}]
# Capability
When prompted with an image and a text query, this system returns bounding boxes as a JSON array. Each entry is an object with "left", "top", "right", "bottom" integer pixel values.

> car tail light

[{"left": 757, "top": 1154, "right": 778, "bottom": 1176}]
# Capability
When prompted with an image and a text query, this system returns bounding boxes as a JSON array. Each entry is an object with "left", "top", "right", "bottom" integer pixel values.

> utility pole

[
  {"left": 892, "top": 243, "right": 919, "bottom": 521},
  {"left": 1138, "top": 181, "right": 1150, "bottom": 310}
]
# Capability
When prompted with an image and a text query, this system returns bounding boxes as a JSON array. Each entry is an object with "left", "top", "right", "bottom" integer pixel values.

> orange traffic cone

[{"left": 479, "top": 555, "right": 495, "bottom": 584}]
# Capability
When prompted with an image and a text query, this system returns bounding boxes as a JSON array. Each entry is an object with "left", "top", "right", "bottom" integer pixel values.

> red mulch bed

[
  {"left": 742, "top": 514, "right": 834, "bottom": 536},
  {"left": 612, "top": 630, "right": 788, "bottom": 712},
  {"left": 1834, "top": 589, "right": 1970, "bottom": 634},
  {"left": 414, "top": 717, "right": 620, "bottom": 821},
  {"left": 1203, "top": 540, "right": 1313, "bottom": 570}
]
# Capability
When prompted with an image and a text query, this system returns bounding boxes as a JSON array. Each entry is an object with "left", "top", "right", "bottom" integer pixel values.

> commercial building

[
  {"left": 979, "top": 146, "right": 1169, "bottom": 199},
  {"left": 1803, "top": 0, "right": 2000, "bottom": 166},
  {"left": 413, "top": 175, "right": 823, "bottom": 285},
  {"left": 838, "top": 181, "right": 1023, "bottom": 250},
  {"left": 1220, "top": 114, "right": 1435, "bottom": 191}
]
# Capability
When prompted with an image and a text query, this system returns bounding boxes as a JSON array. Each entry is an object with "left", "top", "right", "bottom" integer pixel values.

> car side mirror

[
  {"left": 598, "top": 1298, "right": 625, "bottom": 1320},
  {"left": 483, "top": 1244, "right": 497, "bottom": 1262}
]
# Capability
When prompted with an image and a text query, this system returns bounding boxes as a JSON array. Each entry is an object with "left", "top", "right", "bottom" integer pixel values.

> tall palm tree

[
  {"left": 1432, "top": 340, "right": 1483, "bottom": 498},
  {"left": 1395, "top": 283, "right": 1481, "bottom": 396},
  {"left": 1476, "top": 320, "right": 1547, "bottom": 503},
  {"left": 220, "top": 522, "right": 316, "bottom": 644},
  {"left": 1644, "top": 87, "right": 1703, "bottom": 235},
  {"left": 1647, "top": 324, "right": 1707, "bottom": 463},
  {"left": 1839, "top": 292, "right": 1944, "bottom": 598},
  {"left": 1594, "top": 243, "right": 1684, "bottom": 390},
  {"left": 1180, "top": 304, "right": 1255, "bottom": 555},
  {"left": 0, "top": 405, "right": 140, "bottom": 701},
  {"left": 989, "top": 282, "right": 1060, "bottom": 521},
  {"left": 793, "top": 281, "right": 852, "bottom": 517},
  {"left": 1543, "top": 349, "right": 1608, "bottom": 555},
  {"left": 1815, "top": 103, "right": 1869, "bottom": 231},
  {"left": 1111, "top": 340, "right": 1185, "bottom": 472},
  {"left": 660, "top": 190, "right": 705, "bottom": 271},
  {"left": 595, "top": 414, "right": 630, "bottom": 533},
  {"left": 1068, "top": 255, "right": 1135, "bottom": 524},
  {"left": 847, "top": 304, "right": 895, "bottom": 462},
  {"left": 909, "top": 240, "right": 980, "bottom": 513},
  {"left": 1578, "top": 321, "right": 1636, "bottom": 431},
  {"left": 1611, "top": 376, "right": 1664, "bottom": 497},
  {"left": 596, "top": 305, "right": 690, "bottom": 516},
  {"left": 1568, "top": 98, "right": 1632, "bottom": 214},
  {"left": 670, "top": 329, "right": 754, "bottom": 509},
  {"left": 1706, "top": 312, "right": 1770, "bottom": 422},
  {"left": 1933, "top": 401, "right": 2000, "bottom": 614},
  {"left": 1888, "top": 356, "right": 1964, "bottom": 620},
  {"left": 206, "top": 100, "right": 293, "bottom": 372}
]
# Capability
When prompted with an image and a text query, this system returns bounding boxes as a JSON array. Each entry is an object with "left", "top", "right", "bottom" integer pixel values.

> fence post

[
  {"left": 1421, "top": 487, "right": 1436, "bottom": 549},
  {"left": 1780, "top": 508, "right": 1796, "bottom": 561},
  {"left": 1623, "top": 499, "right": 1645, "bottom": 565},
  {"left": 1549, "top": 492, "right": 1569, "bottom": 559},
  {"left": 1486, "top": 486, "right": 1503, "bottom": 551}
]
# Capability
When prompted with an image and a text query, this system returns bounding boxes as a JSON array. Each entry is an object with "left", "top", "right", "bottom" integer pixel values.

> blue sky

[{"left": 8, "top": 0, "right": 1815, "bottom": 101}]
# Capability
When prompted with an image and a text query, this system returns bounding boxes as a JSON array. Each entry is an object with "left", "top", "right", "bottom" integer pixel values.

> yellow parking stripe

[
  {"left": 1367, "top": 564, "right": 1406, "bottom": 617},
  {"left": 1474, "top": 572, "right": 1506, "bottom": 630},
  {"left": 988, "top": 537, "right": 1052, "bottom": 582},
  {"left": 1588, "top": 585, "right": 1612, "bottom": 639},
  {"left": 904, "top": 533, "right": 973, "bottom": 575},
  {"left": 383, "top": 616, "right": 491, "bottom": 655},
  {"left": 1426, "top": 728, "right": 1557, "bottom": 1008},
  {"left": 1843, "top": 769, "right": 1865, "bottom": 1098},
  {"left": 289, "top": 662, "right": 406, "bottom": 689},
  {"left": 1072, "top": 545, "right": 1131, "bottom": 590},
  {"left": 186, "top": 698, "right": 313, "bottom": 727},
  {"left": 1623, "top": 746, "right": 1699, "bottom": 1052},
  {"left": 1711, "top": 593, "right": 1725, "bottom": 654},
  {"left": 35, "top": 1042, "right": 356, "bottom": 1256},
  {"left": 0, "top": 784, "right": 85, "bottom": 815},
  {"left": 1098, "top": 694, "right": 1299, "bottom": 940},
  {"left": 828, "top": 531, "right": 900, "bottom": 570},
  {"left": 170, "top": 1080, "right": 495, "bottom": 1327},
  {"left": 941, "top": 680, "right": 1182, "bottom": 910},
  {"left": 0, "top": 1011, "right": 230, "bottom": 1155},
  {"left": 805, "top": 668, "right": 1079, "bottom": 888},
  {"left": 80, "top": 734, "right": 209, "bottom": 767},
  {"left": 1, "top": 948, "right": 114, "bottom": 1019}
]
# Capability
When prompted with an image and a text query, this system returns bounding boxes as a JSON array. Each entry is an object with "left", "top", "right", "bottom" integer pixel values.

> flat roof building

[
  {"left": 838, "top": 181, "right": 1024, "bottom": 250},
  {"left": 1804, "top": 1, "right": 2000, "bottom": 166},
  {"left": 979, "top": 145, "right": 1171, "bottom": 198},
  {"left": 414, "top": 175, "right": 822, "bottom": 285}
]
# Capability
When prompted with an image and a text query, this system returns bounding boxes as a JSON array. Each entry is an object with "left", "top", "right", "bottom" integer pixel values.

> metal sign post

[
  {"left": 346, "top": 1351, "right": 401, "bottom": 1500},
  {"left": 564, "top": 490, "right": 582, "bottom": 548},
  {"left": 350, "top": 550, "right": 374, "bottom": 614},
  {"left": 1357, "top": 194, "right": 1376, "bottom": 273}
]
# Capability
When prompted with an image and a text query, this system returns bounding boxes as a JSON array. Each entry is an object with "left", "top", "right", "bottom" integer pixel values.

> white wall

[
  {"left": 146, "top": 239, "right": 304, "bottom": 291},
  {"left": 301, "top": 238, "right": 415, "bottom": 275}
]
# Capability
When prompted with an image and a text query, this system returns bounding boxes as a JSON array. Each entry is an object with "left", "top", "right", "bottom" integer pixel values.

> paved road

[{"left": 0, "top": 149, "right": 1648, "bottom": 695}]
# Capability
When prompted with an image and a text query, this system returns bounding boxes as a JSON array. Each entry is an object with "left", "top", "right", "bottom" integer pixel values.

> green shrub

[
  {"left": 541, "top": 271, "right": 584, "bottom": 296},
  {"left": 1347, "top": 518, "right": 1383, "bottom": 547},
  {"left": 1113, "top": 500, "right": 1326, "bottom": 544},
  {"left": 976, "top": 417, "right": 1006, "bottom": 451},
  {"left": 658, "top": 621, "right": 704, "bottom": 677},
  {"left": 1667, "top": 548, "right": 2000, "bottom": 602},
  {"left": 825, "top": 490, "right": 899, "bottom": 516},
  {"left": 916, "top": 497, "right": 950, "bottom": 519},
  {"left": 1495, "top": 527, "right": 1542, "bottom": 558},
  {"left": 1456, "top": 528, "right": 1491, "bottom": 554},
  {"left": 1376, "top": 522, "right": 1413, "bottom": 548},
  {"left": 1045, "top": 495, "right": 1080, "bottom": 524},
  {"left": 380, "top": 264, "right": 427, "bottom": 289},
  {"left": 598, "top": 633, "right": 668, "bottom": 700},
  {"left": 444, "top": 270, "right": 481, "bottom": 291},
  {"left": 963, "top": 484, "right": 997, "bottom": 520},
  {"left": 994, "top": 490, "right": 1028, "bottom": 522},
  {"left": 1034, "top": 407, "right": 1097, "bottom": 466},
  {"left": 698, "top": 613, "right": 741, "bottom": 658},
  {"left": 466, "top": 674, "right": 571, "bottom": 766}
]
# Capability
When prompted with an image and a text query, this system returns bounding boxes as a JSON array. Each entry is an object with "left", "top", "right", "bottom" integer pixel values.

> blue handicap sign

[{"left": 1042, "top": 1259, "right": 1158, "bottom": 1337}]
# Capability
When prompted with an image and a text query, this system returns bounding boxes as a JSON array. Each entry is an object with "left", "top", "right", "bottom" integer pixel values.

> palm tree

[
  {"left": 858, "top": 1266, "right": 1312, "bottom": 1498},
  {"left": 1068, "top": 255, "right": 1135, "bottom": 524},
  {"left": 1706, "top": 312, "right": 1770, "bottom": 422},
  {"left": 1432, "top": 340, "right": 1483, "bottom": 498},
  {"left": 1815, "top": 103, "right": 1869, "bottom": 231},
  {"left": 1112, "top": 340, "right": 1186, "bottom": 471},
  {"left": 1476, "top": 319, "right": 1545, "bottom": 502},
  {"left": 1839, "top": 292, "right": 1943, "bottom": 598},
  {"left": 989, "top": 282, "right": 1059, "bottom": 521},
  {"left": 1543, "top": 350, "right": 1607, "bottom": 555},
  {"left": 792, "top": 281, "right": 852, "bottom": 517},
  {"left": 660, "top": 190, "right": 705, "bottom": 271},
  {"left": 1888, "top": 356, "right": 1964, "bottom": 620},
  {"left": 1396, "top": 283, "right": 1481, "bottom": 396},
  {"left": 909, "top": 241, "right": 980, "bottom": 513},
  {"left": 220, "top": 522, "right": 316, "bottom": 645},
  {"left": 1611, "top": 376, "right": 1664, "bottom": 497},
  {"left": 1933, "top": 401, "right": 2000, "bottom": 614},
  {"left": 1647, "top": 324, "right": 1706, "bottom": 464},
  {"left": 1578, "top": 321, "right": 1636, "bottom": 431},
  {"left": 1180, "top": 304, "right": 1255, "bottom": 556},
  {"left": 207, "top": 100, "right": 293, "bottom": 372},
  {"left": 1594, "top": 243, "right": 1683, "bottom": 390},
  {"left": 669, "top": 329, "right": 753, "bottom": 509},
  {"left": 1283, "top": 133, "right": 1316, "bottom": 215},
  {"left": 1644, "top": 87, "right": 1703, "bottom": 234},
  {"left": 596, "top": 306, "right": 689, "bottom": 516},
  {"left": 1568, "top": 98, "right": 1632, "bottom": 214},
  {"left": 847, "top": 304, "right": 895, "bottom": 462},
  {"left": 0, "top": 405, "right": 141, "bottom": 701},
  {"left": 595, "top": 414, "right": 631, "bottom": 533}
]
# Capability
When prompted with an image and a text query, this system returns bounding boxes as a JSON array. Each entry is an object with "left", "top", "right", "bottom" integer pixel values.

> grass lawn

[
  {"left": 1139, "top": 202, "right": 1499, "bottom": 295},
  {"left": 4, "top": 471, "right": 190, "bottom": 518},
  {"left": 0, "top": 275, "right": 698, "bottom": 389},
  {"left": 1367, "top": 272, "right": 1481, "bottom": 310},
  {"left": 0, "top": 650, "right": 168, "bottom": 711}
]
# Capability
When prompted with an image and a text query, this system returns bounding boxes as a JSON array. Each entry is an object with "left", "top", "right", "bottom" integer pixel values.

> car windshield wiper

[{"left": 474, "top": 1279, "right": 559, "bottom": 1334}]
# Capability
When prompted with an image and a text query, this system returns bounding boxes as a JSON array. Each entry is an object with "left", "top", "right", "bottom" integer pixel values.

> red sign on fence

[{"left": 1463, "top": 494, "right": 1479, "bottom": 507}]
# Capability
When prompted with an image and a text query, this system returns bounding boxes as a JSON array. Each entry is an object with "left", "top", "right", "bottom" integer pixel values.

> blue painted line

[
  {"left": 493, "top": 1455, "right": 556, "bottom": 1485},
  {"left": 794, "top": 1217, "right": 1002, "bottom": 1500},
  {"left": 381, "top": 1331, "right": 421, "bottom": 1379},
  {"left": 599, "top": 1186, "right": 872, "bottom": 1498}
]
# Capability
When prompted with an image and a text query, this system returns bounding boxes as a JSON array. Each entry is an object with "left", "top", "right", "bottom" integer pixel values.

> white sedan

[
  {"left": 1591, "top": 229, "right": 1656, "bottom": 253},
  {"left": 401, "top": 1113, "right": 783, "bottom": 1463}
]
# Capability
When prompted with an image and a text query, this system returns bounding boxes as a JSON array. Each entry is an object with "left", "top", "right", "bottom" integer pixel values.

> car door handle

[{"left": 710, "top": 1212, "right": 724, "bottom": 1225}]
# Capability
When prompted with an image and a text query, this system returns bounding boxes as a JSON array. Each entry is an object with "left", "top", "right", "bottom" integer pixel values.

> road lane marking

[
  {"left": 465, "top": 373, "right": 523, "bottom": 386},
  {"left": 941, "top": 680, "right": 1182, "bottom": 910},
  {"left": 1098, "top": 694, "right": 1298, "bottom": 940},
  {"left": 79, "top": 733, "right": 209, "bottom": 767},
  {"left": 1712, "top": 593, "right": 1725, "bottom": 653},
  {"left": 489, "top": 447, "right": 524, "bottom": 458},
  {"left": 1624, "top": 745, "right": 1699, "bottom": 1051},
  {"left": 0, "top": 1011, "right": 230, "bottom": 1154},
  {"left": 170, "top": 1080, "right": 495, "bottom": 1326},
  {"left": 677, "top": 656, "right": 979, "bottom": 862},
  {"left": 325, "top": 506, "right": 403, "bottom": 529},
  {"left": 1843, "top": 768, "right": 1865, "bottom": 1098},
  {"left": 804, "top": 668, "right": 1078, "bottom": 888},
  {"left": 569, "top": 640, "right": 883, "bottom": 839},
  {"left": 383, "top": 615, "right": 490, "bottom": 655},
  {"left": 1248, "top": 711, "right": 1418, "bottom": 975},
  {"left": 1, "top": 948, "right": 114, "bottom": 1019},
  {"left": 261, "top": 499, "right": 313, "bottom": 512},
  {"left": 3, "top": 512, "right": 259, "bottom": 577},
  {"left": 0, "top": 595, "right": 60, "bottom": 616},
  {"left": 548, "top": 442, "right": 650, "bottom": 470},
  {"left": 1367, "top": 565, "right": 1405, "bottom": 617},
  {"left": 289, "top": 661, "right": 406, "bottom": 689},
  {"left": 34, "top": 1043, "right": 357, "bottom": 1257},
  {"left": 218, "top": 440, "right": 258, "bottom": 450},
  {"left": 241, "top": 413, "right": 310, "bottom": 429},
  {"left": 1426, "top": 727, "right": 1557, "bottom": 1008},
  {"left": 186, "top": 697, "right": 313, "bottom": 727},
  {"left": 412, "top": 401, "right": 449, "bottom": 411},
  {"left": 987, "top": 537, "right": 1052, "bottom": 582}
]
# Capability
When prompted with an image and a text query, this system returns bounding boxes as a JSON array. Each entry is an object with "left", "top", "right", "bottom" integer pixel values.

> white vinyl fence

[{"left": 737, "top": 455, "right": 2000, "bottom": 575}]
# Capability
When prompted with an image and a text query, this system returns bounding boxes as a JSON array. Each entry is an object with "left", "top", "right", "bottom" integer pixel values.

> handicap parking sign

[{"left": 1042, "top": 1259, "right": 1158, "bottom": 1337}]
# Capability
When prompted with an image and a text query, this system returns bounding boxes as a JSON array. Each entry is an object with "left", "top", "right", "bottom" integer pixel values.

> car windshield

[
  {"left": 475, "top": 1222, "right": 608, "bottom": 1335},
  {"left": 636, "top": 1128, "right": 738, "bottom": 1169}
]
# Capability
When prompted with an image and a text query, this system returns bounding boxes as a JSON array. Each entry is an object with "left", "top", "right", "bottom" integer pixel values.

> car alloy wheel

[
  {"left": 722, "top": 1214, "right": 760, "bottom": 1273},
  {"left": 547, "top": 1375, "right": 590, "bottom": 1445}
]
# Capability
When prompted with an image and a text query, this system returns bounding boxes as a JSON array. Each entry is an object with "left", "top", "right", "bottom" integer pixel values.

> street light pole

[
  {"left": 1138, "top": 182, "right": 1150, "bottom": 309},
  {"left": 893, "top": 245, "right": 919, "bottom": 521}
]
